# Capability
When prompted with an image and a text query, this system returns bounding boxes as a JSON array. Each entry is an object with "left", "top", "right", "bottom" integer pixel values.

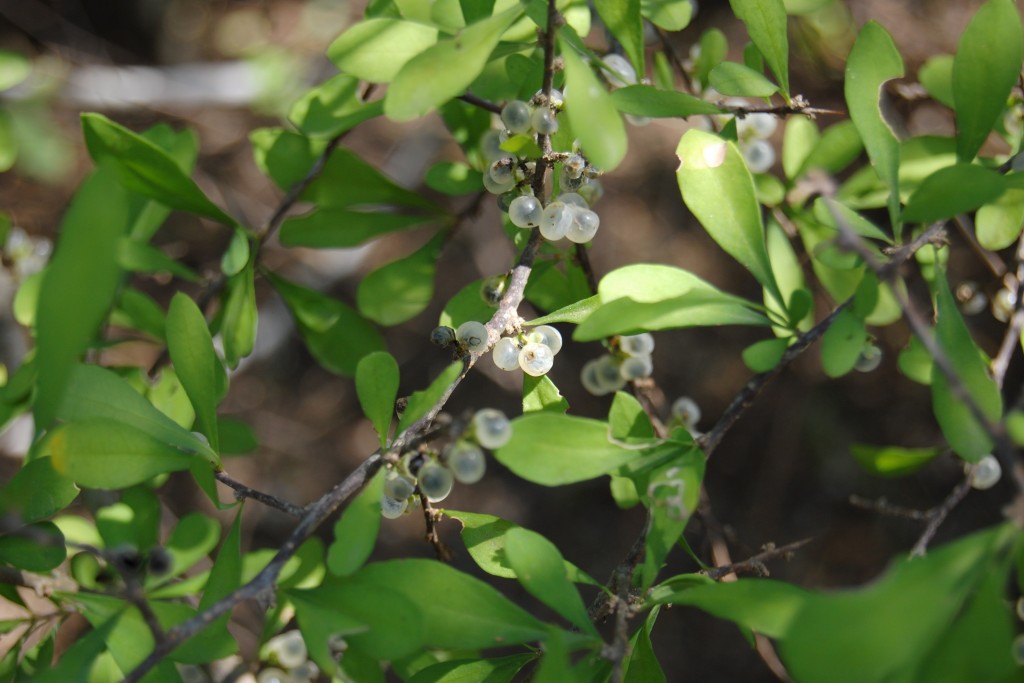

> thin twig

[
  {"left": 458, "top": 93, "right": 503, "bottom": 115},
  {"left": 704, "top": 538, "right": 812, "bottom": 581},
  {"left": 952, "top": 214, "right": 1006, "bottom": 279},
  {"left": 419, "top": 494, "right": 453, "bottom": 562},
  {"left": 848, "top": 495, "right": 931, "bottom": 520},
  {"left": 214, "top": 471, "right": 305, "bottom": 518},
  {"left": 910, "top": 477, "right": 973, "bottom": 557},
  {"left": 992, "top": 230, "right": 1024, "bottom": 387}
]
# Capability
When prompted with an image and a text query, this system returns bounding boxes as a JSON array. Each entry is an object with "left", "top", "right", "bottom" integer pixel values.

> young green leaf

[
  {"left": 81, "top": 114, "right": 235, "bottom": 225},
  {"left": 639, "top": 450, "right": 705, "bottom": 588},
  {"left": 918, "top": 55, "right": 955, "bottom": 109},
  {"left": 952, "top": 0, "right": 1023, "bottom": 161},
  {"left": 356, "top": 352, "right": 400, "bottom": 446},
  {"left": 743, "top": 337, "right": 789, "bottom": 372},
  {"left": 163, "top": 512, "right": 221, "bottom": 579},
  {"left": 560, "top": 35, "right": 628, "bottom": 171},
  {"left": 0, "top": 522, "right": 64, "bottom": 572},
  {"left": 902, "top": 164, "right": 1007, "bottom": 224},
  {"left": 289, "top": 73, "right": 385, "bottom": 138},
  {"left": 327, "top": 469, "right": 385, "bottom": 576},
  {"left": 396, "top": 362, "right": 463, "bottom": 434},
  {"left": 385, "top": 7, "right": 522, "bottom": 121},
  {"left": 220, "top": 227, "right": 250, "bottom": 277},
  {"left": 782, "top": 115, "right": 818, "bottom": 180},
  {"left": 976, "top": 188, "right": 1024, "bottom": 251},
  {"left": 623, "top": 609, "right": 667, "bottom": 683},
  {"left": 611, "top": 85, "right": 722, "bottom": 118},
  {"left": 533, "top": 629, "right": 573, "bottom": 683},
  {"left": 167, "top": 293, "right": 222, "bottom": 452},
  {"left": 523, "top": 374, "right": 569, "bottom": 414},
  {"left": 280, "top": 209, "right": 435, "bottom": 249},
  {"left": 117, "top": 239, "right": 199, "bottom": 282},
  {"left": 850, "top": 444, "right": 942, "bottom": 477},
  {"left": 609, "top": 392, "right": 656, "bottom": 443},
  {"left": 407, "top": 654, "right": 535, "bottom": 683},
  {"left": 728, "top": 0, "right": 790, "bottom": 96},
  {"left": 641, "top": 0, "right": 696, "bottom": 31},
  {"left": 425, "top": 161, "right": 483, "bottom": 196},
  {"left": 357, "top": 232, "right": 443, "bottom": 326},
  {"left": 820, "top": 309, "right": 867, "bottom": 378},
  {"left": 594, "top": 0, "right": 644, "bottom": 79},
  {"left": 328, "top": 19, "right": 440, "bottom": 83},
  {"left": 504, "top": 527, "right": 599, "bottom": 635},
  {"left": 0, "top": 457, "right": 78, "bottom": 523},
  {"left": 844, "top": 21, "right": 904, "bottom": 231},
  {"left": 220, "top": 262, "right": 257, "bottom": 369},
  {"left": 708, "top": 61, "right": 779, "bottom": 98},
  {"left": 676, "top": 129, "right": 783, "bottom": 306}
]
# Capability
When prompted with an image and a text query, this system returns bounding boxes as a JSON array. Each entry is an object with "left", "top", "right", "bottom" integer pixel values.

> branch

[
  {"left": 992, "top": 229, "right": 1024, "bottom": 388},
  {"left": 457, "top": 93, "right": 502, "bottom": 115},
  {"left": 704, "top": 538, "right": 812, "bottom": 581},
  {"left": 419, "top": 494, "right": 453, "bottom": 562},
  {"left": 214, "top": 471, "right": 305, "bottom": 518}
]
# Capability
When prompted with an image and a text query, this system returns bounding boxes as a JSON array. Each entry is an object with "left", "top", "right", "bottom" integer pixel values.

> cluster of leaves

[{"left": 2, "top": 0, "right": 1024, "bottom": 681}]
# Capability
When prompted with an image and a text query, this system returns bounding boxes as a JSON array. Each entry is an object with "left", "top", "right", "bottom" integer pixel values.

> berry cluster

[
  {"left": 381, "top": 409, "right": 512, "bottom": 517},
  {"left": 257, "top": 630, "right": 318, "bottom": 683},
  {"left": 713, "top": 99, "right": 778, "bottom": 174},
  {"left": 580, "top": 333, "right": 655, "bottom": 395},
  {"left": 492, "top": 324, "right": 563, "bottom": 377},
  {"left": 480, "top": 96, "right": 605, "bottom": 244}
]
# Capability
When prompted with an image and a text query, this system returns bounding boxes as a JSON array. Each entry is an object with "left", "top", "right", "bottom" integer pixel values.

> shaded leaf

[
  {"left": 397, "top": 362, "right": 463, "bottom": 434},
  {"left": 523, "top": 374, "right": 569, "bottom": 414},
  {"left": 560, "top": 35, "right": 628, "bottom": 170},
  {"left": 729, "top": 0, "right": 790, "bottom": 96},
  {"left": 289, "top": 73, "right": 384, "bottom": 137},
  {"left": 328, "top": 469, "right": 385, "bottom": 576},
  {"left": 356, "top": 351, "right": 400, "bottom": 446},
  {"left": 357, "top": 232, "right": 444, "bottom": 326},
  {"left": 851, "top": 444, "right": 942, "bottom": 477},
  {"left": 902, "top": 164, "right": 1007, "bottom": 224},
  {"left": 595, "top": 0, "right": 644, "bottom": 79},
  {"left": 709, "top": 61, "right": 779, "bottom": 98},
  {"left": 611, "top": 85, "right": 721, "bottom": 118},
  {"left": 328, "top": 19, "right": 439, "bottom": 83}
]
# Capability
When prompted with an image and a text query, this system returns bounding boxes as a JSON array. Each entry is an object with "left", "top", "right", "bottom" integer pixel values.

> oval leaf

[
  {"left": 356, "top": 352, "right": 400, "bottom": 446},
  {"left": 357, "top": 233, "right": 443, "bottom": 326},
  {"left": 708, "top": 61, "right": 779, "bottom": 98},
  {"left": 560, "top": 36, "right": 628, "bottom": 171},
  {"left": 728, "top": 0, "right": 790, "bottom": 96},
  {"left": 167, "top": 293, "right": 222, "bottom": 452},
  {"left": 328, "top": 18, "right": 439, "bottom": 83},
  {"left": 902, "top": 164, "right": 1007, "bottom": 224}
]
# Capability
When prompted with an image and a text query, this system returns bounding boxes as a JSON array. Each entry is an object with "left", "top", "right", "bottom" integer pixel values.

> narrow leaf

[
  {"left": 902, "top": 164, "right": 1007, "bottom": 224},
  {"left": 327, "top": 469, "right": 385, "bottom": 576},
  {"left": 356, "top": 352, "right": 400, "bottom": 446},
  {"left": 729, "top": 0, "right": 790, "bottom": 96},
  {"left": 328, "top": 19, "right": 440, "bottom": 83},
  {"left": 167, "top": 293, "right": 222, "bottom": 452},
  {"left": 611, "top": 85, "right": 721, "bottom": 118},
  {"left": 709, "top": 61, "right": 779, "bottom": 98},
  {"left": 560, "top": 36, "right": 628, "bottom": 171}
]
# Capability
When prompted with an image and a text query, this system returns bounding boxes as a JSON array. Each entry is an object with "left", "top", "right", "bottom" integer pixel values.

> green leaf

[
  {"left": 193, "top": 508, "right": 242, "bottom": 655},
  {"left": 534, "top": 629, "right": 573, "bottom": 683},
  {"left": 113, "top": 287, "right": 167, "bottom": 340},
  {"left": 0, "top": 50, "right": 31, "bottom": 92},
  {"left": 844, "top": 21, "right": 904, "bottom": 231},
  {"left": 526, "top": 294, "right": 601, "bottom": 326},
  {"left": 560, "top": 35, "right": 628, "bottom": 170},
  {"left": 81, "top": 114, "right": 234, "bottom": 225},
  {"left": 641, "top": 0, "right": 696, "bottom": 30},
  {"left": 728, "top": 0, "right": 790, "bottom": 96},
  {"left": 161, "top": 512, "right": 221, "bottom": 580},
  {"left": 117, "top": 239, "right": 199, "bottom": 282},
  {"left": 639, "top": 449, "right": 705, "bottom": 588},
  {"left": 976, "top": 188, "right": 1024, "bottom": 251},
  {"left": 34, "top": 169, "right": 128, "bottom": 429},
  {"left": 220, "top": 228, "right": 250, "bottom": 277},
  {"left": 220, "top": 262, "right": 257, "bottom": 369},
  {"left": 500, "top": 134, "right": 543, "bottom": 159},
  {"left": 385, "top": 7, "right": 523, "bottom": 120},
  {"left": 50, "top": 419, "right": 193, "bottom": 489},
  {"left": 443, "top": 510, "right": 598, "bottom": 585},
  {"left": 742, "top": 337, "right": 789, "bottom": 372},
  {"left": 289, "top": 74, "right": 384, "bottom": 138},
  {"left": 902, "top": 164, "right": 1007, "bottom": 224},
  {"left": 439, "top": 278, "right": 500, "bottom": 328},
  {"left": 595, "top": 0, "right": 644, "bottom": 80},
  {"left": 820, "top": 309, "right": 866, "bottom": 378},
  {"left": 931, "top": 272, "right": 1003, "bottom": 462},
  {"left": 782, "top": 114, "right": 818, "bottom": 180},
  {"left": 356, "top": 352, "right": 400, "bottom": 446},
  {"left": 396, "top": 362, "right": 463, "bottom": 434},
  {"left": 268, "top": 272, "right": 386, "bottom": 377},
  {"left": 676, "top": 129, "right": 782, "bottom": 305},
  {"left": 327, "top": 469, "right": 385, "bottom": 576},
  {"left": 353, "top": 559, "right": 548, "bottom": 649},
  {"left": 31, "top": 613, "right": 119, "bottom": 683},
  {"left": 280, "top": 208, "right": 436, "bottom": 249},
  {"left": 918, "top": 54, "right": 954, "bottom": 109},
  {"left": 575, "top": 263, "right": 768, "bottom": 341},
  {"left": 610, "top": 85, "right": 722, "bottom": 118},
  {"left": 813, "top": 197, "right": 892, "bottom": 244},
  {"left": 504, "top": 527, "right": 599, "bottom": 635},
  {"left": 218, "top": 417, "right": 259, "bottom": 454},
  {"left": 328, "top": 18, "right": 440, "bottom": 83},
  {"left": 608, "top": 391, "right": 655, "bottom": 442},
  {"left": 0, "top": 457, "right": 78, "bottom": 523},
  {"left": 623, "top": 609, "right": 666, "bottom": 683},
  {"left": 407, "top": 654, "right": 535, "bottom": 683},
  {"left": 425, "top": 161, "right": 483, "bottom": 195},
  {"left": 952, "top": 0, "right": 1023, "bottom": 161},
  {"left": 898, "top": 335, "right": 933, "bottom": 385},
  {"left": 523, "top": 374, "right": 569, "bottom": 414},
  {"left": 357, "top": 232, "right": 443, "bottom": 326},
  {"left": 167, "top": 293, "right": 222, "bottom": 452},
  {"left": 694, "top": 28, "right": 728, "bottom": 88},
  {"left": 851, "top": 444, "right": 942, "bottom": 477},
  {"left": 708, "top": 61, "right": 779, "bottom": 98},
  {"left": 95, "top": 487, "right": 160, "bottom": 550},
  {"left": 797, "top": 120, "right": 863, "bottom": 178},
  {"left": 494, "top": 413, "right": 639, "bottom": 485},
  {"left": 0, "top": 522, "right": 64, "bottom": 572}
]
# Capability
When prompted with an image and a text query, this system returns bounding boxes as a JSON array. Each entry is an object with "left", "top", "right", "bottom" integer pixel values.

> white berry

[
  {"left": 540, "top": 202, "right": 573, "bottom": 241},
  {"left": 531, "top": 107, "right": 559, "bottom": 135},
  {"left": 564, "top": 155, "right": 586, "bottom": 179},
  {"left": 380, "top": 495, "right": 408, "bottom": 519},
  {"left": 620, "top": 333, "right": 654, "bottom": 356},
  {"left": 742, "top": 139, "right": 776, "bottom": 174},
  {"left": 480, "top": 130, "right": 505, "bottom": 161},
  {"left": 417, "top": 461, "right": 454, "bottom": 502},
  {"left": 671, "top": 396, "right": 701, "bottom": 429},
  {"left": 965, "top": 454, "right": 1001, "bottom": 490},
  {"left": 492, "top": 337, "right": 522, "bottom": 371},
  {"left": 257, "top": 668, "right": 294, "bottom": 683},
  {"left": 384, "top": 472, "right": 416, "bottom": 501},
  {"left": 619, "top": 355, "right": 653, "bottom": 380},
  {"left": 509, "top": 195, "right": 543, "bottom": 228},
  {"left": 600, "top": 54, "right": 637, "bottom": 88},
  {"left": 456, "top": 321, "right": 489, "bottom": 353},
  {"left": 566, "top": 207, "right": 600, "bottom": 243},
  {"left": 266, "top": 630, "right": 307, "bottom": 669},
  {"left": 747, "top": 113, "right": 778, "bottom": 139},
  {"left": 527, "top": 325, "right": 562, "bottom": 355},
  {"left": 473, "top": 408, "right": 513, "bottom": 449},
  {"left": 501, "top": 100, "right": 533, "bottom": 134},
  {"left": 445, "top": 441, "right": 487, "bottom": 484},
  {"left": 488, "top": 158, "right": 515, "bottom": 185},
  {"left": 580, "top": 358, "right": 608, "bottom": 396},
  {"left": 518, "top": 341, "right": 554, "bottom": 376},
  {"left": 854, "top": 344, "right": 882, "bottom": 373},
  {"left": 482, "top": 167, "right": 516, "bottom": 195},
  {"left": 558, "top": 192, "right": 588, "bottom": 208}
]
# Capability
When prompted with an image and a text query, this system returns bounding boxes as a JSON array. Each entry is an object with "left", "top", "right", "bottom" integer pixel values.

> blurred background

[{"left": 0, "top": 0, "right": 1018, "bottom": 680}]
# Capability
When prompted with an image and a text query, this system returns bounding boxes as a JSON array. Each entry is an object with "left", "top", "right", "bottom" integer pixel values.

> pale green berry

[
  {"left": 518, "top": 341, "right": 554, "bottom": 376},
  {"left": 966, "top": 454, "right": 1001, "bottom": 490},
  {"left": 473, "top": 408, "right": 512, "bottom": 449},
  {"left": 257, "top": 668, "right": 295, "bottom": 683},
  {"left": 381, "top": 495, "right": 408, "bottom": 519},
  {"left": 671, "top": 396, "right": 701, "bottom": 429},
  {"left": 558, "top": 192, "right": 588, "bottom": 208},
  {"left": 528, "top": 325, "right": 563, "bottom": 355},
  {"left": 483, "top": 167, "right": 516, "bottom": 194},
  {"left": 593, "top": 355, "right": 626, "bottom": 393},
  {"left": 564, "top": 154, "right": 586, "bottom": 179},
  {"left": 445, "top": 441, "right": 487, "bottom": 483},
  {"left": 509, "top": 195, "right": 543, "bottom": 228},
  {"left": 496, "top": 191, "right": 516, "bottom": 212},
  {"left": 742, "top": 139, "right": 775, "bottom": 173},
  {"left": 600, "top": 54, "right": 637, "bottom": 88},
  {"left": 580, "top": 358, "right": 609, "bottom": 396},
  {"left": 566, "top": 208, "right": 600, "bottom": 243},
  {"left": 384, "top": 472, "right": 416, "bottom": 501},
  {"left": 619, "top": 355, "right": 653, "bottom": 380},
  {"left": 747, "top": 113, "right": 777, "bottom": 138},
  {"left": 488, "top": 158, "right": 515, "bottom": 185},
  {"left": 456, "top": 321, "right": 489, "bottom": 353},
  {"left": 266, "top": 630, "right": 307, "bottom": 669},
  {"left": 620, "top": 333, "right": 654, "bottom": 356},
  {"left": 540, "top": 202, "right": 573, "bottom": 241},
  {"left": 531, "top": 107, "right": 559, "bottom": 135},
  {"left": 417, "top": 461, "right": 454, "bottom": 502},
  {"left": 492, "top": 337, "right": 522, "bottom": 371},
  {"left": 289, "top": 661, "right": 320, "bottom": 683},
  {"left": 577, "top": 180, "right": 604, "bottom": 205},
  {"left": 854, "top": 344, "right": 882, "bottom": 373},
  {"left": 501, "top": 100, "right": 533, "bottom": 134},
  {"left": 480, "top": 130, "right": 505, "bottom": 161},
  {"left": 992, "top": 287, "right": 1016, "bottom": 323}
]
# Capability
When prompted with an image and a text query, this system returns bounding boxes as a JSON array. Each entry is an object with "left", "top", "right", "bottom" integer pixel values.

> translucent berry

[
  {"left": 564, "top": 154, "right": 586, "bottom": 179},
  {"left": 480, "top": 276, "right": 506, "bottom": 305},
  {"left": 488, "top": 158, "right": 515, "bottom": 185},
  {"left": 854, "top": 344, "right": 883, "bottom": 373},
  {"left": 966, "top": 454, "right": 1001, "bottom": 490},
  {"left": 518, "top": 341, "right": 554, "bottom": 376},
  {"left": 492, "top": 336, "right": 522, "bottom": 371},
  {"left": 566, "top": 208, "right": 600, "bottom": 243},
  {"left": 592, "top": 355, "right": 627, "bottom": 393},
  {"left": 540, "top": 202, "right": 573, "bottom": 241},
  {"left": 620, "top": 355, "right": 653, "bottom": 380},
  {"left": 417, "top": 461, "right": 454, "bottom": 502},
  {"left": 456, "top": 320, "right": 489, "bottom": 353},
  {"left": 496, "top": 191, "right": 516, "bottom": 212},
  {"left": 430, "top": 326, "right": 456, "bottom": 347},
  {"left": 531, "top": 107, "right": 559, "bottom": 135},
  {"left": 742, "top": 139, "right": 776, "bottom": 174},
  {"left": 473, "top": 408, "right": 512, "bottom": 449},
  {"left": 747, "top": 113, "right": 778, "bottom": 139},
  {"left": 509, "top": 195, "right": 543, "bottom": 228},
  {"left": 483, "top": 167, "right": 516, "bottom": 194},
  {"left": 580, "top": 358, "right": 608, "bottom": 396},
  {"left": 620, "top": 333, "right": 654, "bottom": 356},
  {"left": 381, "top": 495, "right": 408, "bottom": 519},
  {"left": 384, "top": 472, "right": 416, "bottom": 501},
  {"left": 577, "top": 180, "right": 604, "bottom": 205},
  {"left": 671, "top": 396, "right": 701, "bottom": 429},
  {"left": 955, "top": 281, "right": 987, "bottom": 316},
  {"left": 501, "top": 100, "right": 533, "bottom": 134},
  {"left": 558, "top": 192, "right": 588, "bottom": 208},
  {"left": 289, "top": 661, "right": 319, "bottom": 683},
  {"left": 257, "top": 668, "right": 294, "bottom": 683},
  {"left": 480, "top": 130, "right": 505, "bottom": 161},
  {"left": 992, "top": 287, "right": 1016, "bottom": 323},
  {"left": 445, "top": 441, "right": 487, "bottom": 484},
  {"left": 600, "top": 54, "right": 637, "bottom": 88},
  {"left": 266, "top": 630, "right": 307, "bottom": 669},
  {"left": 528, "top": 325, "right": 563, "bottom": 355}
]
